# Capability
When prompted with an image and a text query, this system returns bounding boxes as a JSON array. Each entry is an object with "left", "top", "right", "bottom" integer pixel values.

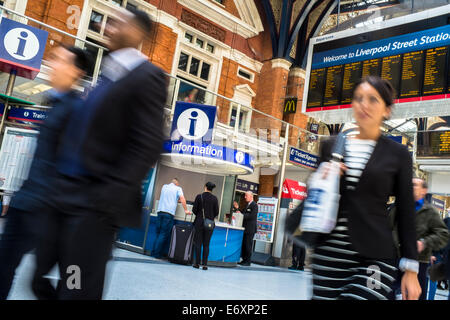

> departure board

[
  {"left": 423, "top": 47, "right": 448, "bottom": 95},
  {"left": 323, "top": 65, "right": 343, "bottom": 106},
  {"left": 341, "top": 62, "right": 362, "bottom": 104},
  {"left": 418, "top": 131, "right": 450, "bottom": 157},
  {"left": 362, "top": 58, "right": 381, "bottom": 78},
  {"left": 400, "top": 50, "right": 424, "bottom": 98},
  {"left": 381, "top": 55, "right": 402, "bottom": 98},
  {"left": 307, "top": 68, "right": 326, "bottom": 108}
]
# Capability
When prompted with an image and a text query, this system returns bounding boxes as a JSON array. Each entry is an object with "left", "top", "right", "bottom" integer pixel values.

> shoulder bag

[{"left": 201, "top": 194, "right": 215, "bottom": 231}]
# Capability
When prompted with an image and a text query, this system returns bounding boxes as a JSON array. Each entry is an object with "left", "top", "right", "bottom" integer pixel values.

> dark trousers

[
  {"left": 151, "top": 212, "right": 174, "bottom": 258},
  {"left": 292, "top": 242, "right": 306, "bottom": 269},
  {"left": 241, "top": 232, "right": 255, "bottom": 264},
  {"left": 193, "top": 224, "right": 214, "bottom": 266},
  {"left": 32, "top": 211, "right": 117, "bottom": 300},
  {"left": 418, "top": 262, "right": 429, "bottom": 301},
  {"left": 0, "top": 207, "right": 37, "bottom": 299}
]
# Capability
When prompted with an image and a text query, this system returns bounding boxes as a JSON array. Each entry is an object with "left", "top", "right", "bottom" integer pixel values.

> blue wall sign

[
  {"left": 289, "top": 147, "right": 319, "bottom": 169},
  {"left": 0, "top": 18, "right": 49, "bottom": 79},
  {"left": 236, "top": 179, "right": 259, "bottom": 194},
  {"left": 431, "top": 197, "right": 445, "bottom": 210},
  {"left": 312, "top": 25, "right": 450, "bottom": 69},
  {"left": 170, "top": 101, "right": 217, "bottom": 144},
  {"left": 387, "top": 135, "right": 403, "bottom": 144},
  {"left": 163, "top": 140, "right": 254, "bottom": 172}
]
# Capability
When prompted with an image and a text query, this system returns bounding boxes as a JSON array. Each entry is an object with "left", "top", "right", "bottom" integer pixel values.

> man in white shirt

[{"left": 151, "top": 178, "right": 190, "bottom": 259}]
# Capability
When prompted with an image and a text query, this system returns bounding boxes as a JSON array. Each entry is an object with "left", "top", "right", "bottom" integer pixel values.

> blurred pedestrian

[
  {"left": 311, "top": 76, "right": 421, "bottom": 300},
  {"left": 0, "top": 45, "right": 90, "bottom": 300},
  {"left": 192, "top": 182, "right": 219, "bottom": 270},
  {"left": 238, "top": 191, "right": 258, "bottom": 266},
  {"left": 412, "top": 178, "right": 449, "bottom": 300},
  {"left": 151, "top": 178, "right": 190, "bottom": 259},
  {"left": 32, "top": 8, "right": 168, "bottom": 300}
]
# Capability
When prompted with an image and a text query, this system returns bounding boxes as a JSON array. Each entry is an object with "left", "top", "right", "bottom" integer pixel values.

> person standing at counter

[
  {"left": 192, "top": 182, "right": 219, "bottom": 270},
  {"left": 152, "top": 178, "right": 190, "bottom": 259},
  {"left": 239, "top": 191, "right": 258, "bottom": 266}
]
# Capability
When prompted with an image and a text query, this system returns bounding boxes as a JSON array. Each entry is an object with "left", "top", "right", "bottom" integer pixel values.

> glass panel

[
  {"left": 126, "top": 3, "right": 137, "bottom": 11},
  {"left": 84, "top": 37, "right": 106, "bottom": 79},
  {"left": 111, "top": 0, "right": 123, "bottom": 6},
  {"left": 189, "top": 57, "right": 200, "bottom": 76},
  {"left": 88, "top": 10, "right": 104, "bottom": 33},
  {"left": 184, "top": 33, "right": 193, "bottom": 43},
  {"left": 229, "top": 106, "right": 237, "bottom": 127},
  {"left": 200, "top": 62, "right": 210, "bottom": 81},
  {"left": 178, "top": 52, "right": 189, "bottom": 71},
  {"left": 206, "top": 44, "right": 214, "bottom": 53},
  {"left": 195, "top": 39, "right": 204, "bottom": 49}
]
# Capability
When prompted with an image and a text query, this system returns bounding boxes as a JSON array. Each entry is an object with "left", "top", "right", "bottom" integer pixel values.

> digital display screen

[
  {"left": 362, "top": 58, "right": 381, "bottom": 78},
  {"left": 323, "top": 65, "right": 343, "bottom": 106},
  {"left": 423, "top": 46, "right": 448, "bottom": 96},
  {"left": 417, "top": 131, "right": 450, "bottom": 157},
  {"left": 341, "top": 61, "right": 362, "bottom": 104},
  {"left": 307, "top": 68, "right": 326, "bottom": 108},
  {"left": 400, "top": 50, "right": 424, "bottom": 98},
  {"left": 381, "top": 55, "right": 402, "bottom": 98}
]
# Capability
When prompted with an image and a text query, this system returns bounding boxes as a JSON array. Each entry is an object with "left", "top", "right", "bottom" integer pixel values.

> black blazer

[
  {"left": 242, "top": 201, "right": 258, "bottom": 234},
  {"left": 10, "top": 91, "right": 81, "bottom": 213},
  {"left": 74, "top": 61, "right": 167, "bottom": 228},
  {"left": 319, "top": 134, "right": 418, "bottom": 261},
  {"left": 192, "top": 192, "right": 219, "bottom": 227}
]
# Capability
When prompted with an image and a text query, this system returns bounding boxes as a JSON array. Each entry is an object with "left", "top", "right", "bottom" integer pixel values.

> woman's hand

[
  {"left": 320, "top": 161, "right": 348, "bottom": 179},
  {"left": 401, "top": 270, "right": 421, "bottom": 300}
]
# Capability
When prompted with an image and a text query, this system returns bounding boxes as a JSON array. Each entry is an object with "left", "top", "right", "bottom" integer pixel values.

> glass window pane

[
  {"left": 200, "top": 62, "right": 210, "bottom": 81},
  {"left": 89, "top": 11, "right": 104, "bottom": 33},
  {"left": 195, "top": 39, "right": 204, "bottom": 48},
  {"left": 111, "top": 0, "right": 123, "bottom": 6},
  {"left": 126, "top": 3, "right": 137, "bottom": 11},
  {"left": 178, "top": 52, "right": 189, "bottom": 72},
  {"left": 190, "top": 57, "right": 200, "bottom": 76},
  {"left": 206, "top": 44, "right": 214, "bottom": 53},
  {"left": 185, "top": 33, "right": 193, "bottom": 43},
  {"left": 230, "top": 107, "right": 237, "bottom": 127}
]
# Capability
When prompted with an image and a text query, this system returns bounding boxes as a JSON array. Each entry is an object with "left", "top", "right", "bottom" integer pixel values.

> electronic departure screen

[
  {"left": 362, "top": 58, "right": 381, "bottom": 78},
  {"left": 400, "top": 50, "right": 424, "bottom": 98},
  {"left": 306, "top": 68, "right": 326, "bottom": 109},
  {"left": 381, "top": 55, "right": 402, "bottom": 98},
  {"left": 303, "top": 16, "right": 450, "bottom": 112},
  {"left": 423, "top": 47, "right": 447, "bottom": 95},
  {"left": 323, "top": 65, "right": 343, "bottom": 106},
  {"left": 417, "top": 130, "right": 450, "bottom": 157},
  {"left": 341, "top": 62, "right": 362, "bottom": 104}
]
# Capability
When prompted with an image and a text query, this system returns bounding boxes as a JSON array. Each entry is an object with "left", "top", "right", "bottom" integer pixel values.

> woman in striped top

[{"left": 311, "top": 76, "right": 421, "bottom": 300}]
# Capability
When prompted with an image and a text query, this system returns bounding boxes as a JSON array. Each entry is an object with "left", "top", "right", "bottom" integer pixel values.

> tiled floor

[{"left": 1, "top": 218, "right": 448, "bottom": 300}]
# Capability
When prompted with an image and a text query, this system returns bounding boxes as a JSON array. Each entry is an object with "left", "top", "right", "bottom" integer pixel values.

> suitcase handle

[{"left": 184, "top": 211, "right": 194, "bottom": 223}]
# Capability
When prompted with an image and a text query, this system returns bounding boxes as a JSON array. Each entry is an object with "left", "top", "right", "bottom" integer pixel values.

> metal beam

[
  {"left": 284, "top": 0, "right": 321, "bottom": 59},
  {"left": 261, "top": 0, "right": 279, "bottom": 58},
  {"left": 278, "top": 0, "right": 294, "bottom": 57}
]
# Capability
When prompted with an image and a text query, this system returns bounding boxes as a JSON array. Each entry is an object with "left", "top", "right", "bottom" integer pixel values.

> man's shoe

[
  {"left": 288, "top": 265, "right": 297, "bottom": 270},
  {"left": 193, "top": 264, "right": 200, "bottom": 269},
  {"left": 202, "top": 266, "right": 208, "bottom": 270},
  {"left": 239, "top": 262, "right": 251, "bottom": 266}
]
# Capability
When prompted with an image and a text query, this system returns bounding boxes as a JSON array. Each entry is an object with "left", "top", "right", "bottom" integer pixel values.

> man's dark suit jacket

[
  {"left": 66, "top": 61, "right": 167, "bottom": 228},
  {"left": 319, "top": 134, "right": 418, "bottom": 261},
  {"left": 10, "top": 91, "right": 81, "bottom": 214},
  {"left": 242, "top": 201, "right": 258, "bottom": 235}
]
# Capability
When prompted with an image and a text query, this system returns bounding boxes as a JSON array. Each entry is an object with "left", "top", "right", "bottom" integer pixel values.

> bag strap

[{"left": 201, "top": 194, "right": 206, "bottom": 220}]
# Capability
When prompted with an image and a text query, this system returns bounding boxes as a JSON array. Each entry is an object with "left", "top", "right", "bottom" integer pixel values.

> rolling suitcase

[{"left": 168, "top": 214, "right": 195, "bottom": 265}]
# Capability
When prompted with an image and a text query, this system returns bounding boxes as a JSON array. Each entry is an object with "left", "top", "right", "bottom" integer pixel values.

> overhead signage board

[
  {"left": 288, "top": 147, "right": 319, "bottom": 169},
  {"left": 0, "top": 17, "right": 49, "bottom": 79},
  {"left": 302, "top": 7, "right": 450, "bottom": 122}
]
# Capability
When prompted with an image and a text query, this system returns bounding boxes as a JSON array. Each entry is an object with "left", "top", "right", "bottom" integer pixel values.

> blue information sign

[
  {"left": 0, "top": 17, "right": 48, "bottom": 79},
  {"left": 289, "top": 147, "right": 319, "bottom": 169}
]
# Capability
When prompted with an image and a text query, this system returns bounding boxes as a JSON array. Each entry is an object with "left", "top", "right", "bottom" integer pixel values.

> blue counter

[{"left": 117, "top": 216, "right": 244, "bottom": 266}]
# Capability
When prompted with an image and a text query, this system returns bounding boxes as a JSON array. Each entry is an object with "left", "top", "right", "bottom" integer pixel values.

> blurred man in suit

[
  {"left": 239, "top": 191, "right": 258, "bottom": 266},
  {"left": 32, "top": 8, "right": 168, "bottom": 300},
  {"left": 0, "top": 46, "right": 91, "bottom": 299}
]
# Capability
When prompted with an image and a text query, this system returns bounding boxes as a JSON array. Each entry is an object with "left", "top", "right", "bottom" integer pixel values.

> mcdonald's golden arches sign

[{"left": 283, "top": 97, "right": 297, "bottom": 114}]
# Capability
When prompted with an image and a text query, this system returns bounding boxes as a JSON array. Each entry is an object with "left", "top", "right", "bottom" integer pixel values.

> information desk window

[
  {"left": 423, "top": 46, "right": 448, "bottom": 96},
  {"left": 400, "top": 50, "right": 424, "bottom": 98}
]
